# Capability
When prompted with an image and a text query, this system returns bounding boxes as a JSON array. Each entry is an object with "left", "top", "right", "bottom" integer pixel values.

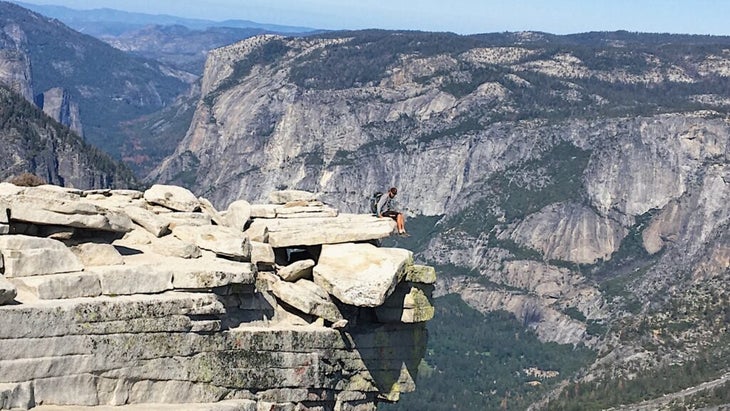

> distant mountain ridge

[
  {"left": 12, "top": 1, "right": 317, "bottom": 36},
  {"left": 0, "top": 1, "right": 189, "bottom": 158}
]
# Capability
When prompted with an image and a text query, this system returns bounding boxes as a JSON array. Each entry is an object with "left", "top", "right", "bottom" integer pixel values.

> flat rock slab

[
  {"left": 313, "top": 243, "right": 412, "bottom": 307},
  {"left": 11, "top": 272, "right": 102, "bottom": 300},
  {"left": 90, "top": 265, "right": 174, "bottom": 296},
  {"left": 0, "top": 235, "right": 83, "bottom": 278},
  {"left": 250, "top": 214, "right": 396, "bottom": 248},
  {"left": 6, "top": 196, "right": 134, "bottom": 233},
  {"left": 268, "top": 190, "right": 318, "bottom": 204},
  {"left": 144, "top": 185, "right": 200, "bottom": 212}
]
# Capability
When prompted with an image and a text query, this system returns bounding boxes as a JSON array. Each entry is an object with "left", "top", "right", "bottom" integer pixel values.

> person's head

[{"left": 388, "top": 187, "right": 398, "bottom": 197}]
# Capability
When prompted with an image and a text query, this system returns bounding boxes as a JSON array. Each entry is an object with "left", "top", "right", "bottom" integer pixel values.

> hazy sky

[{"left": 15, "top": 0, "right": 730, "bottom": 35}]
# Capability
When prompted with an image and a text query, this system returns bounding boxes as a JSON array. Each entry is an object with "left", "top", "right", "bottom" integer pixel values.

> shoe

[{"left": 399, "top": 232, "right": 411, "bottom": 237}]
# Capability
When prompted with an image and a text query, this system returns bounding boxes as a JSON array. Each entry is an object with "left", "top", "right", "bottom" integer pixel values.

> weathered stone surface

[
  {"left": 244, "top": 223, "right": 268, "bottom": 243},
  {"left": 224, "top": 200, "right": 252, "bottom": 231},
  {"left": 404, "top": 264, "right": 437, "bottom": 284},
  {"left": 123, "top": 206, "right": 171, "bottom": 237},
  {"left": 91, "top": 265, "right": 174, "bottom": 296},
  {"left": 149, "top": 235, "right": 202, "bottom": 259},
  {"left": 172, "top": 225, "right": 251, "bottom": 261},
  {"left": 375, "top": 283, "right": 435, "bottom": 323},
  {"left": 0, "top": 382, "right": 33, "bottom": 410},
  {"left": 0, "top": 235, "right": 84, "bottom": 278},
  {"left": 277, "top": 259, "right": 315, "bottom": 282},
  {"left": 250, "top": 241, "right": 275, "bottom": 267},
  {"left": 0, "top": 292, "right": 224, "bottom": 339},
  {"left": 71, "top": 243, "right": 124, "bottom": 267},
  {"left": 0, "top": 276, "right": 17, "bottom": 305},
  {"left": 503, "top": 202, "right": 628, "bottom": 264},
  {"left": 0, "top": 223, "right": 8, "bottom": 235},
  {"left": 198, "top": 197, "right": 226, "bottom": 226},
  {"left": 11, "top": 272, "right": 101, "bottom": 300},
  {"left": 271, "top": 279, "right": 344, "bottom": 323},
  {"left": 269, "top": 190, "right": 318, "bottom": 204},
  {"left": 144, "top": 185, "right": 200, "bottom": 212},
  {"left": 250, "top": 214, "right": 396, "bottom": 248},
  {"left": 7, "top": 196, "right": 134, "bottom": 233},
  {"left": 275, "top": 203, "right": 338, "bottom": 219},
  {"left": 164, "top": 212, "right": 212, "bottom": 228},
  {"left": 250, "top": 204, "right": 278, "bottom": 219},
  {"left": 166, "top": 257, "right": 256, "bottom": 289},
  {"left": 314, "top": 243, "right": 412, "bottom": 307}
]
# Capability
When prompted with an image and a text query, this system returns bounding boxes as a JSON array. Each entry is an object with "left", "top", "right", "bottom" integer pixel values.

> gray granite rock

[
  {"left": 144, "top": 185, "right": 200, "bottom": 212},
  {"left": 0, "top": 235, "right": 84, "bottom": 278},
  {"left": 314, "top": 243, "right": 412, "bottom": 307}
]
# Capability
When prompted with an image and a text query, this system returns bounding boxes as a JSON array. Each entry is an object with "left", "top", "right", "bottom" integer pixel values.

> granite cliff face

[
  {"left": 0, "top": 2, "right": 189, "bottom": 156},
  {"left": 0, "top": 183, "right": 435, "bottom": 410},
  {"left": 149, "top": 31, "right": 729, "bottom": 407},
  {"left": 0, "top": 86, "right": 136, "bottom": 189}
]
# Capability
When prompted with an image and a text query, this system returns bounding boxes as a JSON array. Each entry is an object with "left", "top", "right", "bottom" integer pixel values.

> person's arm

[{"left": 376, "top": 194, "right": 389, "bottom": 217}]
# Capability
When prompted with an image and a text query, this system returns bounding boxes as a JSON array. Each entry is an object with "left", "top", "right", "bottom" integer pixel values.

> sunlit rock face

[{"left": 0, "top": 184, "right": 435, "bottom": 410}]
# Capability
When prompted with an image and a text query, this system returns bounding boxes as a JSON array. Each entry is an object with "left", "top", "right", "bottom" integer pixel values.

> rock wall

[{"left": 0, "top": 183, "right": 435, "bottom": 410}]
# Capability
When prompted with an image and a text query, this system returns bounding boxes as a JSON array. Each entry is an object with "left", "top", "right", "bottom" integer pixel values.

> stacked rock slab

[{"left": 0, "top": 184, "right": 436, "bottom": 410}]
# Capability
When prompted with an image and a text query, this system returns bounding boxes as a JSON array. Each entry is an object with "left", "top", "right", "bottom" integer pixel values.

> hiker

[{"left": 376, "top": 187, "right": 408, "bottom": 236}]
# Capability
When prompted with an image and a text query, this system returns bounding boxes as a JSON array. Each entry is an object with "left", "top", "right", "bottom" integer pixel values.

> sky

[{"left": 14, "top": 0, "right": 730, "bottom": 36}]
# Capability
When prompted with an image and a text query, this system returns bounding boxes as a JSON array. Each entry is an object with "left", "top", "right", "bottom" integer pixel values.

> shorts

[{"left": 382, "top": 210, "right": 400, "bottom": 221}]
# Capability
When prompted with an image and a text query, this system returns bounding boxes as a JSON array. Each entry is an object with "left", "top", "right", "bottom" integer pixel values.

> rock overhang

[{"left": 0, "top": 183, "right": 436, "bottom": 410}]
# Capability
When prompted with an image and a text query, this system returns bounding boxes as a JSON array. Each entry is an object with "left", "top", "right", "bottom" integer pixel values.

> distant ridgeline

[{"left": 0, "top": 183, "right": 436, "bottom": 410}]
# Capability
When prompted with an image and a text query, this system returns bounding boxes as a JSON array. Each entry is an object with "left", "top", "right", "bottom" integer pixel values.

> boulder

[
  {"left": 250, "top": 214, "right": 396, "bottom": 248},
  {"left": 270, "top": 279, "right": 344, "bottom": 323},
  {"left": 277, "top": 259, "right": 315, "bottom": 282},
  {"left": 0, "top": 276, "right": 17, "bottom": 305},
  {"left": 71, "top": 243, "right": 124, "bottom": 267},
  {"left": 123, "top": 206, "right": 171, "bottom": 237},
  {"left": 150, "top": 235, "right": 202, "bottom": 259},
  {"left": 144, "top": 185, "right": 200, "bottom": 212},
  {"left": 268, "top": 190, "right": 318, "bottom": 204},
  {"left": 0, "top": 235, "right": 84, "bottom": 278},
  {"left": 314, "top": 243, "right": 412, "bottom": 307},
  {"left": 224, "top": 200, "right": 252, "bottom": 231},
  {"left": 172, "top": 225, "right": 251, "bottom": 261}
]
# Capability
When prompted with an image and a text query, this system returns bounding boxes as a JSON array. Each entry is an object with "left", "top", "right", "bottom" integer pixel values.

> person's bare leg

[{"left": 397, "top": 213, "right": 405, "bottom": 233}]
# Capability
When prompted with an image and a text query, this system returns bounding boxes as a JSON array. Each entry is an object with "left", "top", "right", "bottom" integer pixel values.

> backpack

[{"left": 369, "top": 192, "right": 383, "bottom": 215}]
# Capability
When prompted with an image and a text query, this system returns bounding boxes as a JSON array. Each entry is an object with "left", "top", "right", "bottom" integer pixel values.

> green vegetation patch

[
  {"left": 383, "top": 294, "right": 595, "bottom": 411},
  {"left": 548, "top": 334, "right": 730, "bottom": 410}
]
